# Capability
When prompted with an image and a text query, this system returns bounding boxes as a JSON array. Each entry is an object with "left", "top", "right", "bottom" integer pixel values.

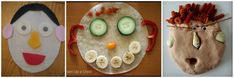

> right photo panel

[{"left": 163, "top": 1, "right": 232, "bottom": 76}]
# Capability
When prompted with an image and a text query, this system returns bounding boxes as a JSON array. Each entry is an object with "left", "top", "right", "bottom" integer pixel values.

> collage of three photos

[{"left": 1, "top": 1, "right": 232, "bottom": 77}]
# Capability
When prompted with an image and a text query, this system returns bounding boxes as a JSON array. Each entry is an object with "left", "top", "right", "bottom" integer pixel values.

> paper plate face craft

[
  {"left": 3, "top": 3, "right": 65, "bottom": 73},
  {"left": 68, "top": 3, "right": 158, "bottom": 74},
  {"left": 166, "top": 3, "right": 228, "bottom": 74}
]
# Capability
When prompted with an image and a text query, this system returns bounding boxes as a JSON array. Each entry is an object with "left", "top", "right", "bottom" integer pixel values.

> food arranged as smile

[
  {"left": 68, "top": 3, "right": 158, "bottom": 74},
  {"left": 166, "top": 3, "right": 229, "bottom": 74}
]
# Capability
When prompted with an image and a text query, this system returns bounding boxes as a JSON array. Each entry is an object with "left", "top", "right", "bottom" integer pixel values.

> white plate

[{"left": 77, "top": 3, "right": 149, "bottom": 74}]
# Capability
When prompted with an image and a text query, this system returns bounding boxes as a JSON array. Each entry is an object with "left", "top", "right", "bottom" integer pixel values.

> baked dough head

[{"left": 169, "top": 22, "right": 225, "bottom": 74}]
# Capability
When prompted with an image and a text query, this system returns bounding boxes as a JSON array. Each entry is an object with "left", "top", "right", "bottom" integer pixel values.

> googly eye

[
  {"left": 16, "top": 22, "right": 31, "bottom": 35},
  {"left": 191, "top": 26, "right": 196, "bottom": 30},
  {"left": 201, "top": 26, "right": 206, "bottom": 30},
  {"left": 39, "top": 23, "right": 53, "bottom": 37}
]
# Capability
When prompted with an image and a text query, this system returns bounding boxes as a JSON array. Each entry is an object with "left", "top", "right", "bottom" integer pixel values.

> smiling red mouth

[{"left": 23, "top": 52, "right": 45, "bottom": 65}]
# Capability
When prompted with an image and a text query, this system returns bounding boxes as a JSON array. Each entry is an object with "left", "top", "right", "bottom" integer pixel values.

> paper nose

[{"left": 28, "top": 31, "right": 41, "bottom": 49}]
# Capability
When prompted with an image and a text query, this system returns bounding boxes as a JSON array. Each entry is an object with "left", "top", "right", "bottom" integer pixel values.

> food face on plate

[
  {"left": 166, "top": 3, "right": 226, "bottom": 74},
  {"left": 3, "top": 3, "right": 65, "bottom": 73},
  {"left": 73, "top": 3, "right": 151, "bottom": 74}
]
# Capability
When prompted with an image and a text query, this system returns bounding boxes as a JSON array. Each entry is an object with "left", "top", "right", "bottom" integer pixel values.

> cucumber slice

[
  {"left": 117, "top": 16, "right": 136, "bottom": 36},
  {"left": 89, "top": 18, "right": 108, "bottom": 36}
]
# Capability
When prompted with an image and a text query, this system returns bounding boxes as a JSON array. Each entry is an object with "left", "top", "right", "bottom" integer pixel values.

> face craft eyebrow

[
  {"left": 166, "top": 17, "right": 232, "bottom": 29},
  {"left": 10, "top": 3, "right": 60, "bottom": 26}
]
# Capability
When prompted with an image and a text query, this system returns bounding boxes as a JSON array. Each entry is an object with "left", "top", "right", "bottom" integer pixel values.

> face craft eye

[
  {"left": 39, "top": 23, "right": 53, "bottom": 37},
  {"left": 201, "top": 26, "right": 206, "bottom": 30},
  {"left": 117, "top": 16, "right": 136, "bottom": 36},
  {"left": 16, "top": 22, "right": 32, "bottom": 35},
  {"left": 89, "top": 18, "right": 108, "bottom": 37}
]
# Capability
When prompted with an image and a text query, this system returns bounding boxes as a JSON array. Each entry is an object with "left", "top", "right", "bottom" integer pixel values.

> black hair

[{"left": 10, "top": 3, "right": 60, "bottom": 25}]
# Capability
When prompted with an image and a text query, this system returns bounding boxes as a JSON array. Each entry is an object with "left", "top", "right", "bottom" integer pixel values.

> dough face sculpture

[
  {"left": 166, "top": 3, "right": 226, "bottom": 74},
  {"left": 3, "top": 3, "right": 65, "bottom": 73},
  {"left": 68, "top": 3, "right": 158, "bottom": 74}
]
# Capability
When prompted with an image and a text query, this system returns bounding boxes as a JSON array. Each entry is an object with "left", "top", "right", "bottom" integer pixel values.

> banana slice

[
  {"left": 129, "top": 41, "right": 141, "bottom": 54},
  {"left": 111, "top": 56, "right": 122, "bottom": 68},
  {"left": 122, "top": 52, "right": 135, "bottom": 64},
  {"left": 167, "top": 34, "right": 174, "bottom": 48},
  {"left": 216, "top": 32, "right": 225, "bottom": 43},
  {"left": 96, "top": 55, "right": 108, "bottom": 69},
  {"left": 85, "top": 50, "right": 97, "bottom": 63}
]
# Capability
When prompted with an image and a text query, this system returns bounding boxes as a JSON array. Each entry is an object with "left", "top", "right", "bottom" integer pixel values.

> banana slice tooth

[
  {"left": 123, "top": 52, "right": 135, "bottom": 64},
  {"left": 216, "top": 32, "right": 225, "bottom": 43},
  {"left": 129, "top": 41, "right": 141, "bottom": 54},
  {"left": 85, "top": 50, "right": 97, "bottom": 63},
  {"left": 111, "top": 56, "right": 122, "bottom": 68},
  {"left": 96, "top": 55, "right": 108, "bottom": 69}
]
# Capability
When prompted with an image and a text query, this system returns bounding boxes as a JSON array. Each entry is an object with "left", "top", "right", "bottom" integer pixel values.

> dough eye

[
  {"left": 16, "top": 22, "right": 31, "bottom": 35},
  {"left": 117, "top": 16, "right": 136, "bottom": 36},
  {"left": 39, "top": 23, "right": 53, "bottom": 36}
]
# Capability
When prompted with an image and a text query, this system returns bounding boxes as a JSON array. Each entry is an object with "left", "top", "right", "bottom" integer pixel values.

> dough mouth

[
  {"left": 185, "top": 57, "right": 197, "bottom": 67},
  {"left": 184, "top": 57, "right": 200, "bottom": 74}
]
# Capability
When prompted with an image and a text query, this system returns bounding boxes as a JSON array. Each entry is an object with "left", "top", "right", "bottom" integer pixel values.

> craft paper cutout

[
  {"left": 3, "top": 3, "right": 64, "bottom": 73},
  {"left": 16, "top": 21, "right": 32, "bottom": 35},
  {"left": 56, "top": 25, "right": 65, "bottom": 41},
  {"left": 3, "top": 24, "right": 13, "bottom": 39},
  {"left": 39, "top": 22, "right": 54, "bottom": 37},
  {"left": 28, "top": 31, "right": 41, "bottom": 49},
  {"left": 69, "top": 3, "right": 158, "bottom": 74},
  {"left": 23, "top": 52, "right": 46, "bottom": 65}
]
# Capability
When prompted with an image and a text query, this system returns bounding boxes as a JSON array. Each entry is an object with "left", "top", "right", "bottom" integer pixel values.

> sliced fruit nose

[
  {"left": 106, "top": 41, "right": 116, "bottom": 49},
  {"left": 186, "top": 58, "right": 197, "bottom": 66}
]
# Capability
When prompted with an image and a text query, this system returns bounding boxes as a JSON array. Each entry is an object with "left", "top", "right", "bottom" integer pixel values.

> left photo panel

[{"left": 2, "top": 2, "right": 65, "bottom": 76}]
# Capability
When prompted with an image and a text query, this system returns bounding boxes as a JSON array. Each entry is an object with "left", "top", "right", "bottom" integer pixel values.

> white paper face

[{"left": 8, "top": 11, "right": 61, "bottom": 73}]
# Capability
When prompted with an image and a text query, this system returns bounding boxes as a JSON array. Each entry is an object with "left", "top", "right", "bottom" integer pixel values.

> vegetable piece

[
  {"left": 89, "top": 18, "right": 108, "bottom": 36},
  {"left": 106, "top": 41, "right": 116, "bottom": 49},
  {"left": 88, "top": 11, "right": 93, "bottom": 17},
  {"left": 95, "top": 7, "right": 119, "bottom": 16},
  {"left": 117, "top": 16, "right": 136, "bottom": 36},
  {"left": 95, "top": 11, "right": 102, "bottom": 16},
  {"left": 68, "top": 24, "right": 84, "bottom": 56},
  {"left": 141, "top": 19, "right": 158, "bottom": 52}
]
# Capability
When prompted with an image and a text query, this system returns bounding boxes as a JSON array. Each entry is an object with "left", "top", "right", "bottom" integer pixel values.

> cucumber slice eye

[
  {"left": 89, "top": 18, "right": 108, "bottom": 36},
  {"left": 117, "top": 16, "right": 136, "bottom": 36}
]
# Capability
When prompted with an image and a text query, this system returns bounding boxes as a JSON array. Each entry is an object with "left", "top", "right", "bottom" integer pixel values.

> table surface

[
  {"left": 66, "top": 2, "right": 161, "bottom": 76},
  {"left": 2, "top": 2, "right": 65, "bottom": 76},
  {"left": 163, "top": 1, "right": 232, "bottom": 76}
]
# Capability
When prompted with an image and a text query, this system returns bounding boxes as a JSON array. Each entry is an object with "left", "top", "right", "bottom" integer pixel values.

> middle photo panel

[{"left": 66, "top": 2, "right": 161, "bottom": 76}]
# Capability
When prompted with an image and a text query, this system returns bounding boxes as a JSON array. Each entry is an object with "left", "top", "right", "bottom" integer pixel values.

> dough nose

[{"left": 185, "top": 57, "right": 197, "bottom": 66}]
